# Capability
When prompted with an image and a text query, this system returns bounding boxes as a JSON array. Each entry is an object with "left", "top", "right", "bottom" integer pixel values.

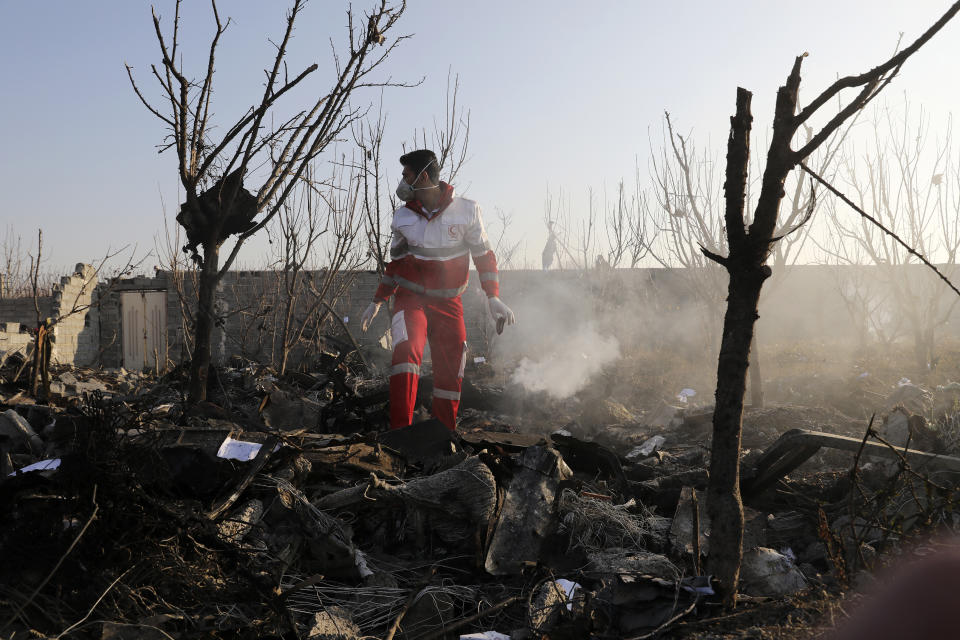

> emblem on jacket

[{"left": 447, "top": 224, "right": 464, "bottom": 241}]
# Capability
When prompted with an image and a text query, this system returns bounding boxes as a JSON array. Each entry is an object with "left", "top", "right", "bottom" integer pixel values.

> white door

[{"left": 121, "top": 291, "right": 167, "bottom": 371}]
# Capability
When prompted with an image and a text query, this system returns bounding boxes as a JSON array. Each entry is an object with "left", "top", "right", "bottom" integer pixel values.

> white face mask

[{"left": 396, "top": 160, "right": 438, "bottom": 201}]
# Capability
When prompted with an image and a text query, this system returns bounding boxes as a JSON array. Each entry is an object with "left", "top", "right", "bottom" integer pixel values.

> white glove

[
  {"left": 361, "top": 301, "right": 381, "bottom": 332},
  {"left": 488, "top": 296, "right": 516, "bottom": 326}
]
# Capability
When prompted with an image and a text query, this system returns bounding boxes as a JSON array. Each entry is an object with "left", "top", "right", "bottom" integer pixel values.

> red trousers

[{"left": 389, "top": 289, "right": 467, "bottom": 430}]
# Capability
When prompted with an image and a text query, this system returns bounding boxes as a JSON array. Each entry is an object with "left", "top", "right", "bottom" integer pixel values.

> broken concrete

[{"left": 740, "top": 547, "right": 809, "bottom": 597}]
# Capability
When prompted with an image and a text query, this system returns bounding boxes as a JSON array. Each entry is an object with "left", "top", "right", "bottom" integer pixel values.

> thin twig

[
  {"left": 624, "top": 598, "right": 699, "bottom": 640},
  {"left": 55, "top": 567, "right": 133, "bottom": 639},
  {"left": 801, "top": 162, "right": 960, "bottom": 299},
  {"left": 384, "top": 566, "right": 436, "bottom": 640},
  {"left": 418, "top": 594, "right": 523, "bottom": 640}
]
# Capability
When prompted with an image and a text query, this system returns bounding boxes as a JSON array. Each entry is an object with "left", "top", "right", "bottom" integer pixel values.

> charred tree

[
  {"left": 704, "top": 2, "right": 960, "bottom": 606},
  {"left": 128, "top": 0, "right": 409, "bottom": 403}
]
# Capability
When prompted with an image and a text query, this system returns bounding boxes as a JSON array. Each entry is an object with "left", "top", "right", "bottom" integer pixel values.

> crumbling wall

[
  {"left": 0, "top": 264, "right": 99, "bottom": 366},
  {"left": 0, "top": 294, "right": 54, "bottom": 328},
  {"left": 0, "top": 322, "right": 32, "bottom": 355},
  {"left": 49, "top": 264, "right": 100, "bottom": 365}
]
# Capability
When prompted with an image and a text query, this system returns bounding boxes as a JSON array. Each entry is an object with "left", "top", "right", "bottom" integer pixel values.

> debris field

[{"left": 3, "top": 340, "right": 960, "bottom": 639}]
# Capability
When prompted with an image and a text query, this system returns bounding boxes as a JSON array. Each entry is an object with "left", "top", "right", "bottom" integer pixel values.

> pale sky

[{"left": 2, "top": 1, "right": 959, "bottom": 273}]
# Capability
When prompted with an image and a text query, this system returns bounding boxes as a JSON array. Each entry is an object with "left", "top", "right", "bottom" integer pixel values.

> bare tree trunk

[
  {"left": 704, "top": 3, "right": 960, "bottom": 606},
  {"left": 707, "top": 260, "right": 769, "bottom": 603},
  {"left": 749, "top": 334, "right": 763, "bottom": 408},
  {"left": 189, "top": 242, "right": 219, "bottom": 403}
]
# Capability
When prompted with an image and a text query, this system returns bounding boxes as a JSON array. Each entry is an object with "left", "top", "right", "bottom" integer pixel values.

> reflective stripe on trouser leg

[
  {"left": 389, "top": 297, "right": 428, "bottom": 429},
  {"left": 427, "top": 298, "right": 468, "bottom": 430}
]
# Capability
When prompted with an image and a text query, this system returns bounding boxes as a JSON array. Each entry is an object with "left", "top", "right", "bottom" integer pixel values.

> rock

[
  {"left": 877, "top": 408, "right": 911, "bottom": 447},
  {"left": 887, "top": 382, "right": 931, "bottom": 415},
  {"left": 740, "top": 547, "right": 809, "bottom": 597},
  {"left": 0, "top": 409, "right": 44, "bottom": 454},
  {"left": 217, "top": 499, "right": 264, "bottom": 543},
  {"left": 586, "top": 550, "right": 679, "bottom": 580},
  {"left": 307, "top": 606, "right": 359, "bottom": 639},
  {"left": 528, "top": 579, "right": 583, "bottom": 636}
]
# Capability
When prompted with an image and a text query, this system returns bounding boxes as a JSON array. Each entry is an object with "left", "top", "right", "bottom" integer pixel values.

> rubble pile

[{"left": 3, "top": 350, "right": 960, "bottom": 638}]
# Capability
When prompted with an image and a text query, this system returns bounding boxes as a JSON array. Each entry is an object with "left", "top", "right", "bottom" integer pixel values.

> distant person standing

[{"left": 361, "top": 149, "right": 515, "bottom": 430}]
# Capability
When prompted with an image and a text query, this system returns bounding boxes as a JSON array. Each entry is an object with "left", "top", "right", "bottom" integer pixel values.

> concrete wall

[
  {"left": 0, "top": 264, "right": 99, "bottom": 365},
  {"left": 6, "top": 263, "right": 960, "bottom": 370}
]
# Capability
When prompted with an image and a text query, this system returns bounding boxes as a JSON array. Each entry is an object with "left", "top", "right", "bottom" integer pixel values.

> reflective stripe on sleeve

[
  {"left": 433, "top": 387, "right": 461, "bottom": 401},
  {"left": 479, "top": 272, "right": 499, "bottom": 283},
  {"left": 391, "top": 363, "right": 420, "bottom": 376}
]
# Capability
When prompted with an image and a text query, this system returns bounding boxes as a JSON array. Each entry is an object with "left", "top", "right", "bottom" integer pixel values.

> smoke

[{"left": 510, "top": 323, "right": 620, "bottom": 399}]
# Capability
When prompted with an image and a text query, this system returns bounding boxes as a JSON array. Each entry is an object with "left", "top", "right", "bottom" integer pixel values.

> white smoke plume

[{"left": 510, "top": 323, "right": 620, "bottom": 398}]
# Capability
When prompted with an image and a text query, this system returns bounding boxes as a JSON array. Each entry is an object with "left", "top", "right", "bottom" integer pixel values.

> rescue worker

[{"left": 360, "top": 149, "right": 515, "bottom": 430}]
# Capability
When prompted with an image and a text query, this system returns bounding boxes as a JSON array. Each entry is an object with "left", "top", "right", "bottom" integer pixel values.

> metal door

[{"left": 121, "top": 291, "right": 167, "bottom": 371}]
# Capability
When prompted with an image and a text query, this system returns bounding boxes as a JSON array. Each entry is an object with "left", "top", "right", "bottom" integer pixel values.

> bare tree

[
  {"left": 644, "top": 114, "right": 730, "bottom": 354},
  {"left": 270, "top": 162, "right": 365, "bottom": 374},
  {"left": 604, "top": 173, "right": 655, "bottom": 269},
  {"left": 823, "top": 101, "right": 960, "bottom": 373},
  {"left": 703, "top": 3, "right": 960, "bottom": 605},
  {"left": 128, "top": 0, "right": 409, "bottom": 402},
  {"left": 24, "top": 230, "right": 143, "bottom": 398}
]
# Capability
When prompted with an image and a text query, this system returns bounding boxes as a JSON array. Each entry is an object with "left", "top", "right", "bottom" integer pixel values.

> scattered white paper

[
  {"left": 858, "top": 372, "right": 869, "bottom": 379},
  {"left": 9, "top": 458, "right": 61, "bottom": 476},
  {"left": 217, "top": 437, "right": 278, "bottom": 461},
  {"left": 343, "top": 316, "right": 349, "bottom": 323},
  {"left": 473, "top": 356, "right": 486, "bottom": 364},
  {"left": 898, "top": 377, "right": 912, "bottom": 387},
  {"left": 460, "top": 632, "right": 511, "bottom": 640},
  {"left": 676, "top": 388, "right": 697, "bottom": 403},
  {"left": 556, "top": 578, "right": 581, "bottom": 611},
  {"left": 552, "top": 429, "right": 572, "bottom": 437}
]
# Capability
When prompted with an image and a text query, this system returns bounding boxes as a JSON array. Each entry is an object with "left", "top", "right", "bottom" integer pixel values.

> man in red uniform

[{"left": 361, "top": 149, "right": 515, "bottom": 430}]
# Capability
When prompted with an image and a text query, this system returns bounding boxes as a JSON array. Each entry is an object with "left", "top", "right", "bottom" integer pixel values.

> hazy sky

[{"left": 2, "top": 1, "right": 959, "bottom": 273}]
